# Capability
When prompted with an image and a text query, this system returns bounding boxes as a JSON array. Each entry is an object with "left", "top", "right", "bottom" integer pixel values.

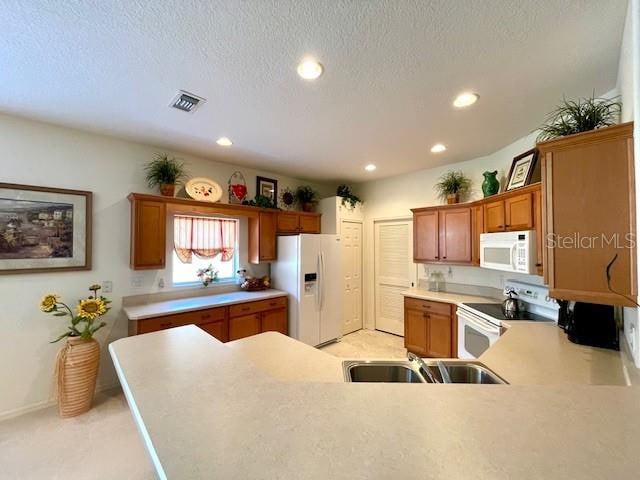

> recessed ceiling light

[
  {"left": 453, "top": 92, "right": 479, "bottom": 108},
  {"left": 216, "top": 137, "right": 233, "bottom": 147},
  {"left": 364, "top": 164, "right": 377, "bottom": 172},
  {"left": 431, "top": 143, "right": 447, "bottom": 153},
  {"left": 297, "top": 59, "right": 324, "bottom": 80}
]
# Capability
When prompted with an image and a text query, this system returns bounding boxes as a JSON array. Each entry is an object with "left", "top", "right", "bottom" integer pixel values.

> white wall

[
  {"left": 0, "top": 113, "right": 332, "bottom": 418},
  {"left": 619, "top": 0, "right": 640, "bottom": 367},
  {"left": 359, "top": 131, "right": 544, "bottom": 329}
]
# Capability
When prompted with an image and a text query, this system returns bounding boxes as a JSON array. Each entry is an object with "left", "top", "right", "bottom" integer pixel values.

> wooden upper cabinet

[
  {"left": 249, "top": 211, "right": 277, "bottom": 263},
  {"left": 414, "top": 210, "right": 439, "bottom": 262},
  {"left": 540, "top": 122, "right": 636, "bottom": 306},
  {"left": 472, "top": 205, "right": 484, "bottom": 266},
  {"left": 130, "top": 199, "right": 166, "bottom": 269},
  {"left": 505, "top": 192, "right": 533, "bottom": 231},
  {"left": 439, "top": 208, "right": 472, "bottom": 263},
  {"left": 276, "top": 212, "right": 321, "bottom": 234},
  {"left": 298, "top": 213, "right": 321, "bottom": 233},
  {"left": 484, "top": 200, "right": 506, "bottom": 232},
  {"left": 413, "top": 207, "right": 471, "bottom": 264}
]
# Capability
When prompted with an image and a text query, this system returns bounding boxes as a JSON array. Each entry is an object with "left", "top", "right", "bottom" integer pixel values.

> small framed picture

[
  {"left": 256, "top": 176, "right": 278, "bottom": 206},
  {"left": 0, "top": 183, "right": 92, "bottom": 274},
  {"left": 505, "top": 149, "right": 538, "bottom": 191}
]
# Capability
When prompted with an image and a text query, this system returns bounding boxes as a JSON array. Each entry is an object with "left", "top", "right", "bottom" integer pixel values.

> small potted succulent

[
  {"left": 144, "top": 153, "right": 188, "bottom": 197},
  {"left": 435, "top": 170, "right": 471, "bottom": 204},
  {"left": 295, "top": 185, "right": 318, "bottom": 212}
]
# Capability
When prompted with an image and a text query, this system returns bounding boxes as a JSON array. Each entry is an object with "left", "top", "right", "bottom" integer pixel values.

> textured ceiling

[{"left": 0, "top": 0, "right": 628, "bottom": 181}]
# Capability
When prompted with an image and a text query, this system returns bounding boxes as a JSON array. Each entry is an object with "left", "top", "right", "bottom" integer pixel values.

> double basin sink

[{"left": 343, "top": 359, "right": 508, "bottom": 384}]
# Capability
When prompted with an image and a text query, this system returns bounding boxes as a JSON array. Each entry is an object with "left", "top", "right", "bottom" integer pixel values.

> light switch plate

[{"left": 101, "top": 280, "right": 113, "bottom": 294}]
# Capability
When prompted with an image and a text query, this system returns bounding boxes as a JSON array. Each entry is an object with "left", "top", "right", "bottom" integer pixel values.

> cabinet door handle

[
  {"left": 442, "top": 256, "right": 447, "bottom": 259},
  {"left": 241, "top": 307, "right": 251, "bottom": 311},
  {"left": 159, "top": 322, "right": 172, "bottom": 328},
  {"left": 269, "top": 302, "right": 277, "bottom": 307},
  {"left": 435, "top": 256, "right": 440, "bottom": 259},
  {"left": 201, "top": 314, "right": 211, "bottom": 319},
  {"left": 422, "top": 304, "right": 431, "bottom": 309}
]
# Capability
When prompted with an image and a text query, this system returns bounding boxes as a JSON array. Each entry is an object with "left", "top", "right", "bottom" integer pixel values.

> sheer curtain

[{"left": 174, "top": 215, "right": 236, "bottom": 264}]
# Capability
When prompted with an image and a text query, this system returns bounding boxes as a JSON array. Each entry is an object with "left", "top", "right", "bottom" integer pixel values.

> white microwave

[{"left": 479, "top": 230, "right": 536, "bottom": 274}]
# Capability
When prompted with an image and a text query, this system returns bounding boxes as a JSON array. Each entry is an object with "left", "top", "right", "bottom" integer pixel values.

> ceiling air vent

[{"left": 170, "top": 90, "right": 206, "bottom": 113}]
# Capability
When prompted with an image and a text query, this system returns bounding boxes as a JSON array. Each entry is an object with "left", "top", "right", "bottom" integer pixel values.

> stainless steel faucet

[{"left": 407, "top": 352, "right": 439, "bottom": 383}]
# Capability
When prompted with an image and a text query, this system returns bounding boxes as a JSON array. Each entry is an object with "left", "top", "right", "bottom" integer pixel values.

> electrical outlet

[
  {"left": 101, "top": 281, "right": 113, "bottom": 294},
  {"left": 158, "top": 278, "right": 165, "bottom": 289},
  {"left": 130, "top": 276, "right": 143, "bottom": 288}
]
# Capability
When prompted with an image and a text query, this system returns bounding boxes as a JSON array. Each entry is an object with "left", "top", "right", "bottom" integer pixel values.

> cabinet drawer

[
  {"left": 404, "top": 297, "right": 452, "bottom": 316},
  {"left": 135, "top": 307, "right": 226, "bottom": 334},
  {"left": 229, "top": 296, "right": 287, "bottom": 318}
]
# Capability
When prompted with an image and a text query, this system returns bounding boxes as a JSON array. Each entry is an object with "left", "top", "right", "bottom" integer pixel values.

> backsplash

[{"left": 419, "top": 264, "right": 544, "bottom": 293}]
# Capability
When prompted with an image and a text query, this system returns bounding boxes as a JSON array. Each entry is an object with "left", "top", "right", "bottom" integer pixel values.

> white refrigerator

[{"left": 272, "top": 234, "right": 342, "bottom": 347}]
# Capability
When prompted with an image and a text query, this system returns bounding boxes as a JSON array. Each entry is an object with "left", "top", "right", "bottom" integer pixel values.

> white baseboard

[{"left": 0, "top": 382, "right": 121, "bottom": 422}]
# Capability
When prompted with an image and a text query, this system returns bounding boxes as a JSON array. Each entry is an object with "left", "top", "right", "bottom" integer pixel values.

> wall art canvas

[
  {"left": 0, "top": 183, "right": 92, "bottom": 274},
  {"left": 256, "top": 176, "right": 278, "bottom": 207},
  {"left": 505, "top": 149, "right": 538, "bottom": 191}
]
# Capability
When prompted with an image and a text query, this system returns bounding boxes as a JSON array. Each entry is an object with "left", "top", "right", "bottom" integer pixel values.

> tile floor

[{"left": 0, "top": 329, "right": 403, "bottom": 479}]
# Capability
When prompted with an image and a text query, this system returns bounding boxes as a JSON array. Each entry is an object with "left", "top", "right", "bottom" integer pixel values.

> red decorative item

[{"left": 228, "top": 171, "right": 247, "bottom": 204}]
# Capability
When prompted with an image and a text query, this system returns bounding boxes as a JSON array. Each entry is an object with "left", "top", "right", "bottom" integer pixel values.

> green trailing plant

[
  {"left": 243, "top": 194, "right": 278, "bottom": 209},
  {"left": 144, "top": 153, "right": 188, "bottom": 187},
  {"left": 336, "top": 184, "right": 362, "bottom": 208},
  {"left": 295, "top": 185, "right": 318, "bottom": 205},
  {"left": 434, "top": 170, "right": 471, "bottom": 202},
  {"left": 536, "top": 93, "right": 621, "bottom": 142}
]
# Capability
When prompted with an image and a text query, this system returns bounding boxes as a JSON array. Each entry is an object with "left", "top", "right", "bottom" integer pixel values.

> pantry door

[
  {"left": 342, "top": 220, "right": 363, "bottom": 335},
  {"left": 374, "top": 219, "right": 416, "bottom": 336}
]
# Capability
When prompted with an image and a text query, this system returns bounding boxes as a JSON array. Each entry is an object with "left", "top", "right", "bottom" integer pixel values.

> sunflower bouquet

[{"left": 40, "top": 284, "right": 111, "bottom": 343}]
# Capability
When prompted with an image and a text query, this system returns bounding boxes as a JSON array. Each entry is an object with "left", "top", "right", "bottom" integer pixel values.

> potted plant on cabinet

[
  {"left": 536, "top": 93, "right": 621, "bottom": 142},
  {"left": 336, "top": 184, "right": 362, "bottom": 208},
  {"left": 40, "top": 284, "right": 111, "bottom": 418},
  {"left": 435, "top": 170, "right": 471, "bottom": 204},
  {"left": 295, "top": 185, "right": 318, "bottom": 212},
  {"left": 144, "top": 153, "right": 188, "bottom": 197}
]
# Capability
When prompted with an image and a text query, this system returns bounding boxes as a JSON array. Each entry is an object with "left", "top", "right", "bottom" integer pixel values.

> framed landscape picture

[
  {"left": 505, "top": 149, "right": 538, "bottom": 191},
  {"left": 0, "top": 183, "right": 92, "bottom": 274},
  {"left": 256, "top": 176, "right": 278, "bottom": 206}
]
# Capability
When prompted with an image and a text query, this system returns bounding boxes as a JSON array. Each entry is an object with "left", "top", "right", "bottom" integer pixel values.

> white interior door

[
  {"left": 341, "top": 220, "right": 363, "bottom": 335},
  {"left": 374, "top": 219, "right": 416, "bottom": 336}
]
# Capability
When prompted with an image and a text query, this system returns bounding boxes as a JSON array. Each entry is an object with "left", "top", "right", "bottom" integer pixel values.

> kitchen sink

[
  {"left": 343, "top": 361, "right": 425, "bottom": 383},
  {"left": 343, "top": 359, "right": 507, "bottom": 384}
]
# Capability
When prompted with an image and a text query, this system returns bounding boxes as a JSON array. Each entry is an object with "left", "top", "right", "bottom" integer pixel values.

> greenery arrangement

[
  {"left": 536, "top": 94, "right": 621, "bottom": 142},
  {"left": 434, "top": 170, "right": 471, "bottom": 203},
  {"left": 40, "top": 284, "right": 111, "bottom": 343},
  {"left": 243, "top": 194, "right": 278, "bottom": 209},
  {"left": 336, "top": 184, "right": 362, "bottom": 208},
  {"left": 295, "top": 185, "right": 318, "bottom": 204},
  {"left": 196, "top": 264, "right": 219, "bottom": 286},
  {"left": 144, "top": 153, "right": 188, "bottom": 188}
]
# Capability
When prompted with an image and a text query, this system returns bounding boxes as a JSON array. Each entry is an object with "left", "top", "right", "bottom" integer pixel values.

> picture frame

[
  {"left": 0, "top": 183, "right": 92, "bottom": 274},
  {"left": 505, "top": 149, "right": 538, "bottom": 191},
  {"left": 256, "top": 176, "right": 278, "bottom": 206}
]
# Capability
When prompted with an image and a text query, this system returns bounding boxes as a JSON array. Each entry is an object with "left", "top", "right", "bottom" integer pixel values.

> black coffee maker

[{"left": 557, "top": 300, "right": 619, "bottom": 350}]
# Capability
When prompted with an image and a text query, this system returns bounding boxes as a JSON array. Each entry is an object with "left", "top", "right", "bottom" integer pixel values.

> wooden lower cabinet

[
  {"left": 404, "top": 298, "right": 455, "bottom": 358},
  {"left": 229, "top": 314, "right": 261, "bottom": 341},
  {"left": 129, "top": 296, "right": 288, "bottom": 342}
]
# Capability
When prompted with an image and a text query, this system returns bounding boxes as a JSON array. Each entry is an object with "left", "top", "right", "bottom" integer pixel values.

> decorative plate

[{"left": 185, "top": 177, "right": 223, "bottom": 202}]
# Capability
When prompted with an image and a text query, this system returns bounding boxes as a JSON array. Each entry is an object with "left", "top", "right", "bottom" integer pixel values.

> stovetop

[{"left": 461, "top": 303, "right": 552, "bottom": 322}]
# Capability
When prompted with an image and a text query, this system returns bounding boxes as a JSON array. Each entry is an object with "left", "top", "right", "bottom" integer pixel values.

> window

[{"left": 172, "top": 215, "right": 238, "bottom": 286}]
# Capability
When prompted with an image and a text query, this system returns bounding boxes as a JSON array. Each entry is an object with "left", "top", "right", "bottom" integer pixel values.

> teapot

[{"left": 502, "top": 289, "right": 519, "bottom": 318}]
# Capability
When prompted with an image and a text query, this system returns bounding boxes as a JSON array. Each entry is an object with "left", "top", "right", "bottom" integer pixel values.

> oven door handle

[{"left": 458, "top": 311, "right": 500, "bottom": 335}]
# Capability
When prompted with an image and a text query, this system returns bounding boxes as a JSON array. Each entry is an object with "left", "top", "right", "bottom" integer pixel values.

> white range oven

[
  {"left": 479, "top": 230, "right": 536, "bottom": 274},
  {"left": 457, "top": 280, "right": 558, "bottom": 359}
]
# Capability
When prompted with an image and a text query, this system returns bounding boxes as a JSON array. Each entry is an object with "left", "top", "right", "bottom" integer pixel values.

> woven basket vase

[{"left": 55, "top": 337, "right": 100, "bottom": 418}]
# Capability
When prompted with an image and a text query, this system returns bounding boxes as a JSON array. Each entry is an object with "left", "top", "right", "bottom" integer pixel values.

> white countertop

[
  {"left": 110, "top": 326, "right": 640, "bottom": 479},
  {"left": 123, "top": 289, "right": 288, "bottom": 320},
  {"left": 402, "top": 288, "right": 498, "bottom": 305}
]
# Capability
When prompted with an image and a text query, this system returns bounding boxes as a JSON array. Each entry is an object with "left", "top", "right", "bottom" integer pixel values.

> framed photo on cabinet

[
  {"left": 0, "top": 183, "right": 92, "bottom": 274},
  {"left": 505, "top": 149, "right": 538, "bottom": 191},
  {"left": 256, "top": 176, "right": 278, "bottom": 206}
]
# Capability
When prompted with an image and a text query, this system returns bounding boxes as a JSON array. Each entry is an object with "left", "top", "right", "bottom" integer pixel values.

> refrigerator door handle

[
  {"left": 320, "top": 251, "right": 326, "bottom": 310},
  {"left": 316, "top": 252, "right": 321, "bottom": 310}
]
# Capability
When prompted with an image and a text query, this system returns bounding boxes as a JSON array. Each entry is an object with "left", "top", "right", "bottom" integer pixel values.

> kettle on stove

[{"left": 502, "top": 288, "right": 519, "bottom": 318}]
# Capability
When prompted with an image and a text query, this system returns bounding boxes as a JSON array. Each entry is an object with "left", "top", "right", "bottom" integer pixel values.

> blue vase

[{"left": 482, "top": 171, "right": 500, "bottom": 197}]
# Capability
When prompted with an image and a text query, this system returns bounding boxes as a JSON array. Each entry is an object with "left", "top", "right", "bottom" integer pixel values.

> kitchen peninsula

[{"left": 110, "top": 325, "right": 640, "bottom": 479}]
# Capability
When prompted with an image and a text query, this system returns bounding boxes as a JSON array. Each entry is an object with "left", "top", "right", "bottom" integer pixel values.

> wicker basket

[{"left": 55, "top": 337, "right": 100, "bottom": 418}]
